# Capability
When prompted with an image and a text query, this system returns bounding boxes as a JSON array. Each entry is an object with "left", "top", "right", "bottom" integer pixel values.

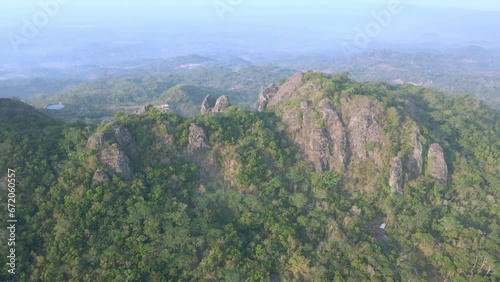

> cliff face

[
  {"left": 342, "top": 96, "right": 385, "bottom": 168},
  {"left": 259, "top": 72, "right": 449, "bottom": 193},
  {"left": 264, "top": 77, "right": 385, "bottom": 175},
  {"left": 319, "top": 99, "right": 349, "bottom": 172},
  {"left": 99, "top": 144, "right": 133, "bottom": 180},
  {"left": 86, "top": 122, "right": 137, "bottom": 180},
  {"left": 406, "top": 125, "right": 423, "bottom": 177},
  {"left": 427, "top": 143, "right": 448, "bottom": 184}
]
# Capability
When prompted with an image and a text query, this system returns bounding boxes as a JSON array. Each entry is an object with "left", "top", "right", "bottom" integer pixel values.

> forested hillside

[
  {"left": 1, "top": 72, "right": 499, "bottom": 281},
  {"left": 26, "top": 65, "right": 295, "bottom": 121}
]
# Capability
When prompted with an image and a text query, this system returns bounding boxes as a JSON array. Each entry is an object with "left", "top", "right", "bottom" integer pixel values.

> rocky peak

[
  {"left": 201, "top": 94, "right": 217, "bottom": 114},
  {"left": 257, "top": 84, "right": 280, "bottom": 111},
  {"left": 213, "top": 96, "right": 231, "bottom": 113},
  {"left": 86, "top": 131, "right": 115, "bottom": 150},
  {"left": 389, "top": 157, "right": 404, "bottom": 194},
  {"left": 427, "top": 143, "right": 448, "bottom": 184},
  {"left": 267, "top": 73, "right": 305, "bottom": 107},
  {"left": 86, "top": 123, "right": 137, "bottom": 158},
  {"left": 99, "top": 144, "right": 133, "bottom": 180},
  {"left": 188, "top": 124, "right": 209, "bottom": 154}
]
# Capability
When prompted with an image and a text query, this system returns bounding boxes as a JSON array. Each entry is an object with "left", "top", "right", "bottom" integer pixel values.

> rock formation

[
  {"left": 267, "top": 73, "right": 304, "bottom": 107},
  {"left": 213, "top": 96, "right": 231, "bottom": 113},
  {"left": 319, "top": 99, "right": 349, "bottom": 172},
  {"left": 300, "top": 100, "right": 331, "bottom": 171},
  {"left": 85, "top": 123, "right": 137, "bottom": 158},
  {"left": 188, "top": 124, "right": 209, "bottom": 153},
  {"left": 114, "top": 124, "right": 133, "bottom": 147},
  {"left": 406, "top": 125, "right": 423, "bottom": 177},
  {"left": 427, "top": 143, "right": 448, "bottom": 183},
  {"left": 201, "top": 94, "right": 217, "bottom": 114},
  {"left": 259, "top": 76, "right": 388, "bottom": 174},
  {"left": 86, "top": 131, "right": 115, "bottom": 150},
  {"left": 343, "top": 96, "right": 384, "bottom": 167},
  {"left": 99, "top": 144, "right": 133, "bottom": 180},
  {"left": 389, "top": 157, "right": 404, "bottom": 194},
  {"left": 257, "top": 84, "right": 280, "bottom": 111}
]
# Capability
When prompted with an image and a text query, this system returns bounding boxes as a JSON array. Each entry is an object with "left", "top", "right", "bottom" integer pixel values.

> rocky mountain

[
  {"left": 257, "top": 72, "right": 455, "bottom": 193},
  {"left": 1, "top": 74, "right": 498, "bottom": 281}
]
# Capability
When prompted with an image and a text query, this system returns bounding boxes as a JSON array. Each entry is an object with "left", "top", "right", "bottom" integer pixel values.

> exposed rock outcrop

[
  {"left": 99, "top": 144, "right": 133, "bottom": 180},
  {"left": 201, "top": 94, "right": 217, "bottom": 114},
  {"left": 271, "top": 88, "right": 387, "bottom": 174},
  {"left": 257, "top": 84, "right": 279, "bottom": 111},
  {"left": 300, "top": 100, "right": 331, "bottom": 171},
  {"left": 213, "top": 96, "right": 231, "bottom": 113},
  {"left": 406, "top": 125, "right": 423, "bottom": 177},
  {"left": 188, "top": 124, "right": 209, "bottom": 153},
  {"left": 92, "top": 169, "right": 109, "bottom": 183},
  {"left": 114, "top": 124, "right": 133, "bottom": 147},
  {"left": 319, "top": 99, "right": 349, "bottom": 172},
  {"left": 343, "top": 96, "right": 384, "bottom": 167},
  {"left": 86, "top": 131, "right": 115, "bottom": 150},
  {"left": 281, "top": 98, "right": 350, "bottom": 173},
  {"left": 267, "top": 73, "right": 304, "bottom": 107},
  {"left": 427, "top": 143, "right": 448, "bottom": 184},
  {"left": 86, "top": 122, "right": 137, "bottom": 154},
  {"left": 389, "top": 157, "right": 404, "bottom": 194}
]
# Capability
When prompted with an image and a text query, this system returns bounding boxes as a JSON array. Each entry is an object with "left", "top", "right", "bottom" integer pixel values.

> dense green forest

[{"left": 1, "top": 72, "right": 499, "bottom": 281}]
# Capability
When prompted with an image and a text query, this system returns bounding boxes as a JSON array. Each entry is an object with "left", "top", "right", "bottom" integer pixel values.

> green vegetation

[
  {"left": 26, "top": 66, "right": 295, "bottom": 121},
  {"left": 1, "top": 72, "right": 499, "bottom": 281}
]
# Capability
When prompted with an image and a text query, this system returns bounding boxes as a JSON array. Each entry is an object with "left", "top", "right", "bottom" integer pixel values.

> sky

[
  {"left": 1, "top": 0, "right": 500, "bottom": 27},
  {"left": 1, "top": 0, "right": 499, "bottom": 59},
  {"left": 2, "top": 0, "right": 500, "bottom": 10}
]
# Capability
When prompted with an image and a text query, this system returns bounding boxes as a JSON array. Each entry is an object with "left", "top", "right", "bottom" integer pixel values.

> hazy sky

[
  {"left": 1, "top": 0, "right": 500, "bottom": 27},
  {"left": 2, "top": 0, "right": 500, "bottom": 10},
  {"left": 2, "top": 0, "right": 499, "bottom": 57}
]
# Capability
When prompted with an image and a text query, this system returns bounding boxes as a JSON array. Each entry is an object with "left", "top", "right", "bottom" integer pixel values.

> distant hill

[{"left": 0, "top": 98, "right": 53, "bottom": 127}]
